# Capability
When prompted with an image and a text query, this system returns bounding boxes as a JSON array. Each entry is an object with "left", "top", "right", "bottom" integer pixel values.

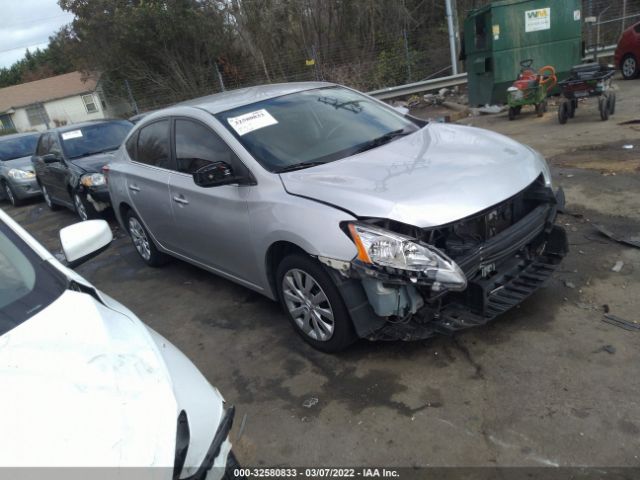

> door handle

[
  {"left": 129, "top": 185, "right": 141, "bottom": 192},
  {"left": 173, "top": 195, "right": 189, "bottom": 205}
]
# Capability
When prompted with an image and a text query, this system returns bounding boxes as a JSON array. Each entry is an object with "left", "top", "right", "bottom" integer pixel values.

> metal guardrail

[{"left": 369, "top": 45, "right": 617, "bottom": 100}]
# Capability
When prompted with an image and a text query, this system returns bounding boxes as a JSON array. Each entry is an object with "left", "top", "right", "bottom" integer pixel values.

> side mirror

[
  {"left": 42, "top": 153, "right": 61, "bottom": 164},
  {"left": 59, "top": 220, "right": 113, "bottom": 268},
  {"left": 193, "top": 161, "right": 238, "bottom": 188}
]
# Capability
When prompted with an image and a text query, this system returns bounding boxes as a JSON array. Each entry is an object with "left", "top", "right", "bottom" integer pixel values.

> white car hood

[
  {"left": 0, "top": 290, "right": 177, "bottom": 467},
  {"left": 280, "top": 123, "right": 549, "bottom": 228}
]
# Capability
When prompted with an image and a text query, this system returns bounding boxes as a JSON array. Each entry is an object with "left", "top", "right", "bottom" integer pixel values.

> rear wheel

[
  {"left": 568, "top": 99, "right": 577, "bottom": 118},
  {"left": 508, "top": 107, "right": 517, "bottom": 121},
  {"left": 599, "top": 96, "right": 610, "bottom": 121},
  {"left": 40, "top": 183, "right": 60, "bottom": 211},
  {"left": 126, "top": 210, "right": 168, "bottom": 267},
  {"left": 276, "top": 254, "right": 356, "bottom": 352},
  {"left": 2, "top": 180, "right": 22, "bottom": 207},
  {"left": 621, "top": 54, "right": 638, "bottom": 80}
]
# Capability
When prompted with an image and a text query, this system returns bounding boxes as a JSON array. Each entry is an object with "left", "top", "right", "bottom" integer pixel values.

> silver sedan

[
  {"left": 0, "top": 132, "right": 41, "bottom": 206},
  {"left": 107, "top": 82, "right": 567, "bottom": 352}
]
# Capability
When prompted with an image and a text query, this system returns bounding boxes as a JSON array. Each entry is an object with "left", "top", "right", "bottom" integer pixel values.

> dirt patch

[{"left": 549, "top": 140, "right": 640, "bottom": 174}]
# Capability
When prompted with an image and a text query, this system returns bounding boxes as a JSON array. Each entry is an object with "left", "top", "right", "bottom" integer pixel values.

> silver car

[
  {"left": 107, "top": 82, "right": 568, "bottom": 352},
  {"left": 0, "top": 132, "right": 41, "bottom": 206}
]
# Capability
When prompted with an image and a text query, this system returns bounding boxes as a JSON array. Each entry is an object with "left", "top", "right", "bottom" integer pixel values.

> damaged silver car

[{"left": 107, "top": 83, "right": 567, "bottom": 352}]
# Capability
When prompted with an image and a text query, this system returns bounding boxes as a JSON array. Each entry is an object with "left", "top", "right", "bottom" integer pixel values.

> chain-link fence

[{"left": 102, "top": 0, "right": 640, "bottom": 116}]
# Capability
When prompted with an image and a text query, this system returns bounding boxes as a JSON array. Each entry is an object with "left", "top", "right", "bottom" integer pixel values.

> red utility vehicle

[{"left": 614, "top": 21, "right": 640, "bottom": 80}]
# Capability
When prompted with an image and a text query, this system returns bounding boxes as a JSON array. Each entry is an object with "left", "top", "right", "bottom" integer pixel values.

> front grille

[{"left": 421, "top": 175, "right": 553, "bottom": 260}]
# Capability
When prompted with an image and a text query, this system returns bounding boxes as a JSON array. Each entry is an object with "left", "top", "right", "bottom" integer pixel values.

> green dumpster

[{"left": 463, "top": 0, "right": 582, "bottom": 106}]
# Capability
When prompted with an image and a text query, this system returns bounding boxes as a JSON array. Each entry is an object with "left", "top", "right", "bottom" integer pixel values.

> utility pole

[
  {"left": 445, "top": 0, "right": 459, "bottom": 75},
  {"left": 124, "top": 80, "right": 139, "bottom": 115}
]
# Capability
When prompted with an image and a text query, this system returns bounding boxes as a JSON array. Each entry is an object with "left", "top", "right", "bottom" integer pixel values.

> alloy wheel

[
  {"left": 282, "top": 268, "right": 335, "bottom": 341},
  {"left": 623, "top": 57, "right": 636, "bottom": 78},
  {"left": 4, "top": 183, "right": 15, "bottom": 205},
  {"left": 74, "top": 193, "right": 88, "bottom": 221},
  {"left": 128, "top": 216, "right": 151, "bottom": 261}
]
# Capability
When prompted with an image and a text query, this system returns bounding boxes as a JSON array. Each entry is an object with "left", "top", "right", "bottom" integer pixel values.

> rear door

[
  {"left": 166, "top": 118, "right": 259, "bottom": 283},
  {"left": 123, "top": 119, "right": 174, "bottom": 247}
]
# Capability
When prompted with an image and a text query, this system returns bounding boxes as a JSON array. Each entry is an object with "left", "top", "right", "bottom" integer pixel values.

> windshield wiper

[
  {"left": 70, "top": 146, "right": 118, "bottom": 159},
  {"left": 353, "top": 129, "right": 412, "bottom": 155},
  {"left": 275, "top": 161, "right": 327, "bottom": 173}
]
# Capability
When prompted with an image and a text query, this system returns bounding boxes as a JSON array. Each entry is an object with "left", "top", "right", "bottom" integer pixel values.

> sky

[{"left": 0, "top": 0, "right": 74, "bottom": 69}]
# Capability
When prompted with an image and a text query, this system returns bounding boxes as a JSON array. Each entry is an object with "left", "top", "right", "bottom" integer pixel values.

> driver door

[{"left": 166, "top": 118, "right": 259, "bottom": 285}]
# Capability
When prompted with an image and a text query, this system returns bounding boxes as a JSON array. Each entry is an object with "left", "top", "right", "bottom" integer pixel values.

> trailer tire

[
  {"left": 535, "top": 102, "right": 544, "bottom": 117},
  {"left": 558, "top": 102, "right": 569, "bottom": 124},
  {"left": 568, "top": 100, "right": 576, "bottom": 118},
  {"left": 599, "top": 96, "right": 609, "bottom": 121},
  {"left": 608, "top": 92, "right": 616, "bottom": 115}
]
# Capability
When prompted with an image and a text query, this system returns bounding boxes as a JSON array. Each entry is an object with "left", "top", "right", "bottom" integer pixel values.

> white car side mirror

[{"left": 60, "top": 220, "right": 113, "bottom": 268}]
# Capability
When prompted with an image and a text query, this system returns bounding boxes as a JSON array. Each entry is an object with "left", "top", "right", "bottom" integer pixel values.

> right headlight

[{"left": 347, "top": 222, "right": 467, "bottom": 291}]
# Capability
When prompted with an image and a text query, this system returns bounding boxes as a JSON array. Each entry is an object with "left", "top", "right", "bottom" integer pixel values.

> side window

[
  {"left": 136, "top": 120, "right": 170, "bottom": 168},
  {"left": 174, "top": 119, "right": 239, "bottom": 174},
  {"left": 49, "top": 135, "right": 62, "bottom": 156},
  {"left": 125, "top": 132, "right": 138, "bottom": 160},
  {"left": 35, "top": 135, "right": 50, "bottom": 156}
]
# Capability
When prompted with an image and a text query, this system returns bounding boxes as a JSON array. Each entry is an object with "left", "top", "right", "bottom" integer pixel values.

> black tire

[
  {"left": 568, "top": 100, "right": 576, "bottom": 118},
  {"left": 514, "top": 106, "right": 522, "bottom": 114},
  {"left": 535, "top": 102, "right": 544, "bottom": 117},
  {"left": 608, "top": 91, "right": 616, "bottom": 115},
  {"left": 125, "top": 209, "right": 168, "bottom": 267},
  {"left": 40, "top": 183, "right": 60, "bottom": 211},
  {"left": 276, "top": 253, "right": 356, "bottom": 352},
  {"left": 508, "top": 107, "right": 516, "bottom": 121},
  {"left": 599, "top": 96, "right": 609, "bottom": 121},
  {"left": 2, "top": 180, "right": 23, "bottom": 207},
  {"left": 223, "top": 451, "right": 244, "bottom": 479},
  {"left": 73, "top": 190, "right": 99, "bottom": 221},
  {"left": 558, "top": 101, "right": 569, "bottom": 124},
  {"left": 621, "top": 54, "right": 638, "bottom": 80}
]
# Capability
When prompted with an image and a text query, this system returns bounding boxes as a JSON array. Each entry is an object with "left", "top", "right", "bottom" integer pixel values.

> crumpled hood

[
  {"left": 69, "top": 152, "right": 115, "bottom": 172},
  {"left": 3, "top": 155, "right": 34, "bottom": 172},
  {"left": 0, "top": 290, "right": 177, "bottom": 467},
  {"left": 280, "top": 123, "right": 549, "bottom": 228}
]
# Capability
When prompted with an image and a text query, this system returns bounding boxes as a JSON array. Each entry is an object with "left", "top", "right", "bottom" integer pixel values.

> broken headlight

[
  {"left": 347, "top": 222, "right": 467, "bottom": 291},
  {"left": 80, "top": 173, "right": 106, "bottom": 187}
]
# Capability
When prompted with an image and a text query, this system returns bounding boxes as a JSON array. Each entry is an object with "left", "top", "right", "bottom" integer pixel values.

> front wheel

[
  {"left": 2, "top": 181, "right": 22, "bottom": 207},
  {"left": 558, "top": 101, "right": 569, "bottom": 124},
  {"left": 73, "top": 191, "right": 99, "bottom": 221},
  {"left": 608, "top": 91, "right": 616, "bottom": 115},
  {"left": 599, "top": 96, "right": 609, "bottom": 121},
  {"left": 126, "top": 210, "right": 168, "bottom": 267},
  {"left": 276, "top": 254, "right": 356, "bottom": 352}
]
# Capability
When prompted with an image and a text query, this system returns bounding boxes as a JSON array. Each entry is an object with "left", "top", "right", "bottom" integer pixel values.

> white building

[{"left": 0, "top": 72, "right": 129, "bottom": 133}]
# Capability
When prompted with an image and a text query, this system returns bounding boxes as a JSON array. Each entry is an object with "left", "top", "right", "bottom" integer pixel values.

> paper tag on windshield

[
  {"left": 61, "top": 130, "right": 83, "bottom": 140},
  {"left": 227, "top": 109, "right": 278, "bottom": 136}
]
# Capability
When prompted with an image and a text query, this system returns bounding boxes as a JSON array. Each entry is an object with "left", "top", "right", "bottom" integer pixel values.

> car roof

[
  {"left": 0, "top": 131, "right": 41, "bottom": 141},
  {"left": 50, "top": 119, "right": 132, "bottom": 135},
  {"left": 176, "top": 81, "right": 334, "bottom": 114}
]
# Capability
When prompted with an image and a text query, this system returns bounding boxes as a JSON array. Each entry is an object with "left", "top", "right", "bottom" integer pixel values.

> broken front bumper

[{"left": 330, "top": 189, "right": 568, "bottom": 341}]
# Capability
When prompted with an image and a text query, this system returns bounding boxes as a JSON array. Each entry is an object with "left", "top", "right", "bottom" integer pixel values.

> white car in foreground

[{"left": 0, "top": 209, "right": 237, "bottom": 479}]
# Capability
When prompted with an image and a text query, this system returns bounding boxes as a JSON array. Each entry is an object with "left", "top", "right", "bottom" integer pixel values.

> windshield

[
  {"left": 0, "top": 134, "right": 39, "bottom": 161},
  {"left": 0, "top": 221, "right": 67, "bottom": 336},
  {"left": 215, "top": 86, "right": 420, "bottom": 172},
  {"left": 61, "top": 121, "right": 133, "bottom": 159}
]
